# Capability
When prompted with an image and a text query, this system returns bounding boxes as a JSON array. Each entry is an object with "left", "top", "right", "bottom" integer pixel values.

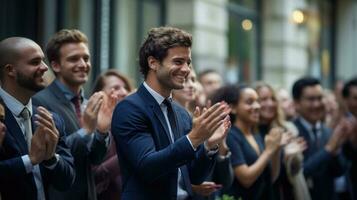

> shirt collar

[
  {"left": 143, "top": 82, "right": 172, "bottom": 105},
  {"left": 0, "top": 87, "right": 33, "bottom": 117},
  {"left": 54, "top": 79, "right": 84, "bottom": 102},
  {"left": 299, "top": 116, "right": 321, "bottom": 131}
]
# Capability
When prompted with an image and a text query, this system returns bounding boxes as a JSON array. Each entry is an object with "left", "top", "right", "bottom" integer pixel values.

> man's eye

[{"left": 174, "top": 61, "right": 182, "bottom": 65}]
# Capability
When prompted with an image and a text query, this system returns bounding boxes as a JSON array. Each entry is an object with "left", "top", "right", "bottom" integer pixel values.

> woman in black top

[
  {"left": 255, "top": 83, "right": 309, "bottom": 200},
  {"left": 211, "top": 85, "right": 282, "bottom": 200}
]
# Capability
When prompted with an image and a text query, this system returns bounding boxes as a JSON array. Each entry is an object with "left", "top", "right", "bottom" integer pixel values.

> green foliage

[{"left": 215, "top": 194, "right": 242, "bottom": 200}]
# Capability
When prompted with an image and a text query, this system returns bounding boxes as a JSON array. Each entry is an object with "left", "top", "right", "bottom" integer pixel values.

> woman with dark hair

[
  {"left": 92, "top": 69, "right": 132, "bottom": 200},
  {"left": 211, "top": 84, "right": 282, "bottom": 200},
  {"left": 255, "top": 82, "right": 309, "bottom": 200}
]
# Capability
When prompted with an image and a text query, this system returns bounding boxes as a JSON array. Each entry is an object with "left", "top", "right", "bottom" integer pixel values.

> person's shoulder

[
  {"left": 113, "top": 92, "right": 147, "bottom": 117},
  {"left": 228, "top": 126, "right": 243, "bottom": 140},
  {"left": 33, "top": 82, "right": 56, "bottom": 100},
  {"left": 118, "top": 92, "right": 142, "bottom": 108}
]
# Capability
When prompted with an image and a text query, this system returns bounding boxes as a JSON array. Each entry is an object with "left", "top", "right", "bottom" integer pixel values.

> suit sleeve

[
  {"left": 41, "top": 112, "right": 75, "bottom": 191},
  {"left": 185, "top": 111, "right": 216, "bottom": 185},
  {"left": 0, "top": 156, "right": 28, "bottom": 182},
  {"left": 33, "top": 93, "right": 108, "bottom": 165},
  {"left": 303, "top": 128, "right": 347, "bottom": 177},
  {"left": 112, "top": 100, "right": 200, "bottom": 183}
]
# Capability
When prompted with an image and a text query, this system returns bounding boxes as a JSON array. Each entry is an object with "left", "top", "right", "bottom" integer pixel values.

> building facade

[{"left": 0, "top": 0, "right": 355, "bottom": 92}]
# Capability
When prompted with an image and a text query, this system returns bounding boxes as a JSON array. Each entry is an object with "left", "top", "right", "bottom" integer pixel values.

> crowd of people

[{"left": 0, "top": 26, "right": 356, "bottom": 200}]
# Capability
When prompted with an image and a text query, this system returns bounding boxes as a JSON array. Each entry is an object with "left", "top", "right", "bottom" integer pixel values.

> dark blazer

[
  {"left": 111, "top": 84, "right": 215, "bottom": 200},
  {"left": 294, "top": 118, "right": 347, "bottom": 200},
  {"left": 0, "top": 104, "right": 75, "bottom": 200},
  {"left": 32, "top": 81, "right": 108, "bottom": 200}
]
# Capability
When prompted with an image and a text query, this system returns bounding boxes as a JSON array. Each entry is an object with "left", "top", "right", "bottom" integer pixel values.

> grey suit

[{"left": 32, "top": 80, "right": 109, "bottom": 200}]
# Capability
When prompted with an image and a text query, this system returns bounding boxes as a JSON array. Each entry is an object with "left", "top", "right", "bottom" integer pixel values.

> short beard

[{"left": 16, "top": 71, "right": 44, "bottom": 92}]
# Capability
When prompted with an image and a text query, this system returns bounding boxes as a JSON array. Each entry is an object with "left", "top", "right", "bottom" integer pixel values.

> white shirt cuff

[
  {"left": 21, "top": 155, "right": 33, "bottom": 173},
  {"left": 185, "top": 135, "right": 197, "bottom": 151}
]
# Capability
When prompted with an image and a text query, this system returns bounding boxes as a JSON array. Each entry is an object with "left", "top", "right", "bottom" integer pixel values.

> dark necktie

[
  {"left": 163, "top": 98, "right": 180, "bottom": 141},
  {"left": 163, "top": 98, "right": 192, "bottom": 196},
  {"left": 311, "top": 126, "right": 319, "bottom": 147},
  {"left": 71, "top": 95, "right": 82, "bottom": 126}
]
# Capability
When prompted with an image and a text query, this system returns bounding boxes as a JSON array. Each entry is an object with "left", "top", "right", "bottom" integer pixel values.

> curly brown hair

[
  {"left": 46, "top": 29, "right": 88, "bottom": 64},
  {"left": 139, "top": 27, "right": 192, "bottom": 79}
]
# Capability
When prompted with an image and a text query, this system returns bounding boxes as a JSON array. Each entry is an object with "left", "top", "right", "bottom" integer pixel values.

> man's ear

[
  {"left": 4, "top": 64, "right": 15, "bottom": 77},
  {"left": 51, "top": 61, "right": 61, "bottom": 73},
  {"left": 147, "top": 56, "right": 159, "bottom": 71}
]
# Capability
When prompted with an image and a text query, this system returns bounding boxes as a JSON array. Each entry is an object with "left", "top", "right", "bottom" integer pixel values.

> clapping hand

[
  {"left": 284, "top": 137, "right": 307, "bottom": 157},
  {"left": 265, "top": 127, "right": 283, "bottom": 155},
  {"left": 326, "top": 117, "right": 354, "bottom": 154},
  {"left": 97, "top": 88, "right": 121, "bottom": 133},
  {"left": 33, "top": 106, "right": 59, "bottom": 161},
  {"left": 188, "top": 102, "right": 230, "bottom": 149},
  {"left": 82, "top": 92, "right": 104, "bottom": 134}
]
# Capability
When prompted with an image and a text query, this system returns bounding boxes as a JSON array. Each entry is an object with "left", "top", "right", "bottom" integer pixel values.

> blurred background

[{"left": 0, "top": 0, "right": 356, "bottom": 94}]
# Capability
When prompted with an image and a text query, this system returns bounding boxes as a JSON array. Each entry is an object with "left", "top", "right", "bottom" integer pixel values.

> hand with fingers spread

[
  {"left": 280, "top": 131, "right": 294, "bottom": 147},
  {"left": 29, "top": 125, "right": 48, "bottom": 165},
  {"left": 97, "top": 89, "right": 120, "bottom": 133},
  {"left": 264, "top": 127, "right": 283, "bottom": 155},
  {"left": 326, "top": 117, "right": 354, "bottom": 154},
  {"left": 188, "top": 102, "right": 230, "bottom": 149},
  {"left": 35, "top": 106, "right": 59, "bottom": 160},
  {"left": 284, "top": 137, "right": 307, "bottom": 157},
  {"left": 82, "top": 92, "right": 105, "bottom": 134},
  {"left": 206, "top": 115, "right": 231, "bottom": 149}
]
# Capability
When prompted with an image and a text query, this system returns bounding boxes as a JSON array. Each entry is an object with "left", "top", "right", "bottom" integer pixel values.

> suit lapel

[
  {"left": 48, "top": 82, "right": 81, "bottom": 127},
  {"left": 295, "top": 118, "right": 317, "bottom": 154},
  {"left": 137, "top": 84, "right": 173, "bottom": 143},
  {"left": 4, "top": 106, "right": 28, "bottom": 154}
]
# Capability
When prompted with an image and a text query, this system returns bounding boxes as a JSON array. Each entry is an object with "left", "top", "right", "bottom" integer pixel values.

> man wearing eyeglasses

[{"left": 292, "top": 77, "right": 349, "bottom": 200}]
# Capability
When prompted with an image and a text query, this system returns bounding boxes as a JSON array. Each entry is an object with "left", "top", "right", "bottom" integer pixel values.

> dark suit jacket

[
  {"left": 111, "top": 84, "right": 215, "bottom": 200},
  {"left": 294, "top": 118, "right": 347, "bottom": 200},
  {"left": 0, "top": 104, "right": 75, "bottom": 200},
  {"left": 32, "top": 81, "right": 108, "bottom": 200}
]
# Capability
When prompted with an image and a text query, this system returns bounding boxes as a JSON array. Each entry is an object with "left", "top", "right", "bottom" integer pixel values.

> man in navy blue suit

[
  {"left": 111, "top": 27, "right": 231, "bottom": 200},
  {"left": 292, "top": 77, "right": 349, "bottom": 200},
  {"left": 0, "top": 37, "right": 75, "bottom": 200}
]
